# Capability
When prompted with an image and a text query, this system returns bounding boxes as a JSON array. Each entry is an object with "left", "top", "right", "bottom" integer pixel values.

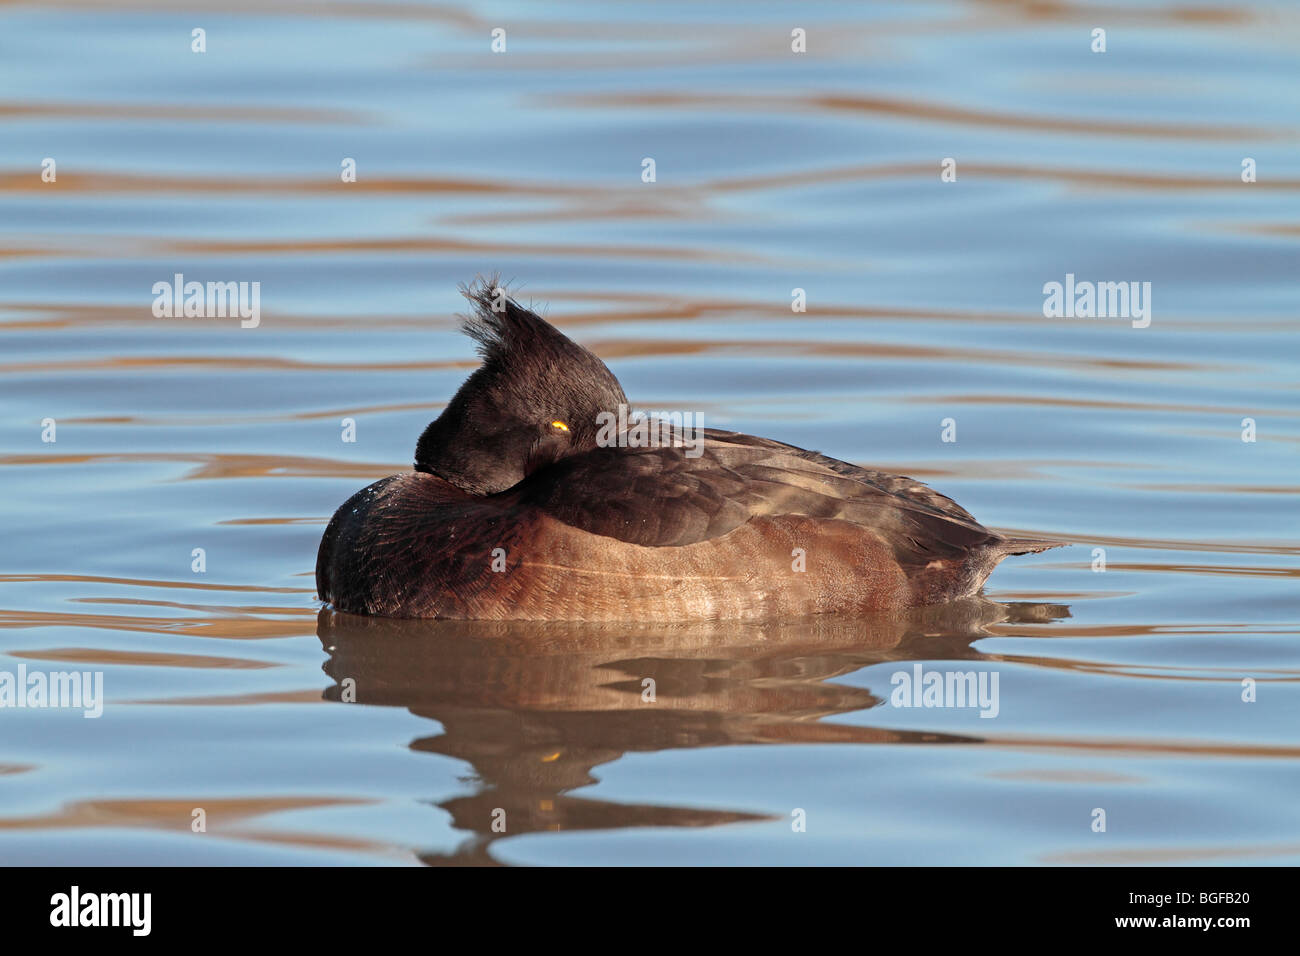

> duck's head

[{"left": 414, "top": 281, "right": 629, "bottom": 495}]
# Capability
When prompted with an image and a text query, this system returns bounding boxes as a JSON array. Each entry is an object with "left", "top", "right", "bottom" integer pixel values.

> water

[{"left": 1, "top": 0, "right": 1297, "bottom": 865}]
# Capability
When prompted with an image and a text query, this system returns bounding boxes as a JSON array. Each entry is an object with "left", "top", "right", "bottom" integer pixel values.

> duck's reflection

[{"left": 317, "top": 598, "right": 1068, "bottom": 865}]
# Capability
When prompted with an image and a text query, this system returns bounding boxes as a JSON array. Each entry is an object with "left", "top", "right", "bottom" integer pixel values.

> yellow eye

[{"left": 549, "top": 420, "right": 569, "bottom": 432}]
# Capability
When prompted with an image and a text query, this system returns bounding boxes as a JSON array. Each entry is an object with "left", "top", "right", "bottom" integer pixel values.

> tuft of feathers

[
  {"left": 453, "top": 275, "right": 628, "bottom": 426},
  {"left": 458, "top": 275, "right": 570, "bottom": 370},
  {"left": 414, "top": 275, "right": 630, "bottom": 494}
]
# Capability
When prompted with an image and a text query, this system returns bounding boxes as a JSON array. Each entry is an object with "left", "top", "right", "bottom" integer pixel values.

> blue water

[{"left": 0, "top": 0, "right": 1297, "bottom": 865}]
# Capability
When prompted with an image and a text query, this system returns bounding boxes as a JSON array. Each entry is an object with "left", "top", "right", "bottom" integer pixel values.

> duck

[{"left": 316, "top": 279, "right": 1064, "bottom": 621}]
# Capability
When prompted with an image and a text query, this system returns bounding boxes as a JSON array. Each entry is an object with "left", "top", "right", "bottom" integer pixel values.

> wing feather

[{"left": 511, "top": 427, "right": 1001, "bottom": 568}]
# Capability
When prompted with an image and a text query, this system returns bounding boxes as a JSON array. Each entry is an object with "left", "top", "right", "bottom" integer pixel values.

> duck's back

[{"left": 316, "top": 429, "right": 1059, "bottom": 620}]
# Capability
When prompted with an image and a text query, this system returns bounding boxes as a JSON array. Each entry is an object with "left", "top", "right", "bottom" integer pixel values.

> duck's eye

[{"left": 549, "top": 420, "right": 569, "bottom": 432}]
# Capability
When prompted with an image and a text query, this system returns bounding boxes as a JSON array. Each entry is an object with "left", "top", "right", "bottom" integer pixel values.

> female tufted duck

[{"left": 316, "top": 280, "right": 1064, "bottom": 620}]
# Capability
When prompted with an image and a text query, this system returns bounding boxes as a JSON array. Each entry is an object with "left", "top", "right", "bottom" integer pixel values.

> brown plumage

[{"left": 316, "top": 279, "right": 1064, "bottom": 620}]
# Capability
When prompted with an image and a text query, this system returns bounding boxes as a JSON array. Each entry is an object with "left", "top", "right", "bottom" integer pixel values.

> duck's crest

[
  {"left": 447, "top": 273, "right": 628, "bottom": 431},
  {"left": 458, "top": 275, "right": 570, "bottom": 368}
]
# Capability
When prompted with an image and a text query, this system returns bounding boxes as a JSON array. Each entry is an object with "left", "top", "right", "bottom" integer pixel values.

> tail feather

[{"left": 992, "top": 536, "right": 1068, "bottom": 556}]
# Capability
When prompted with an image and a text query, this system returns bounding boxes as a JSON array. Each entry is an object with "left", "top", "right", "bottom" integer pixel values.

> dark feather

[{"left": 512, "top": 427, "right": 1004, "bottom": 576}]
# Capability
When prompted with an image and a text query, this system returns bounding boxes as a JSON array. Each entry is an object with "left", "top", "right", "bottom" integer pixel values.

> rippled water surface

[{"left": 2, "top": 1, "right": 1298, "bottom": 865}]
